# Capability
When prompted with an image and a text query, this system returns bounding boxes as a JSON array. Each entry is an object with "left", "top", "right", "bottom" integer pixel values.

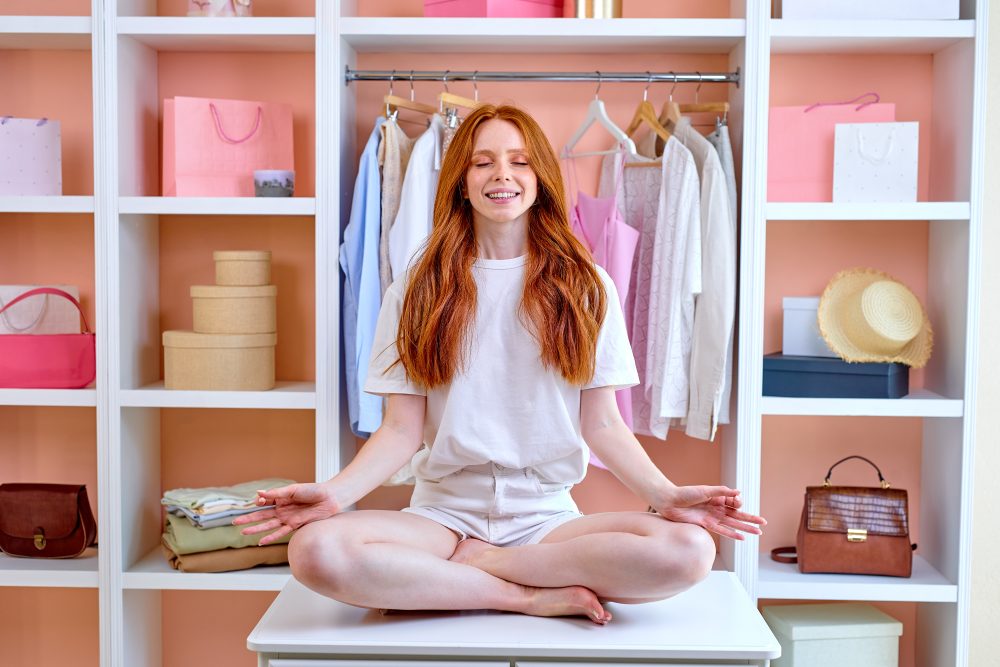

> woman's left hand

[{"left": 654, "top": 486, "right": 766, "bottom": 541}]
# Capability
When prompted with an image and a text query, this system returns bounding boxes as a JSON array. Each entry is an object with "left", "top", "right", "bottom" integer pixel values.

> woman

[{"left": 237, "top": 104, "right": 765, "bottom": 625}]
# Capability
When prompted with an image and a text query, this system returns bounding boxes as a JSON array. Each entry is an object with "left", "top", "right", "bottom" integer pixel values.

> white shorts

[{"left": 402, "top": 462, "right": 582, "bottom": 547}]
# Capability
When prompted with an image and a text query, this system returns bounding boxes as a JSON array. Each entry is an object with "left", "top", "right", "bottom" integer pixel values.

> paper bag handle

[
  {"left": 209, "top": 103, "right": 262, "bottom": 144},
  {"left": 0, "top": 287, "right": 91, "bottom": 334},
  {"left": 0, "top": 291, "right": 49, "bottom": 333},
  {"left": 856, "top": 126, "right": 895, "bottom": 164},
  {"left": 804, "top": 92, "right": 880, "bottom": 113}
]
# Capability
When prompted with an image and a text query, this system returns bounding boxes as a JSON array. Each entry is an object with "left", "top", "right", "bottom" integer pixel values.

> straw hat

[{"left": 817, "top": 267, "right": 933, "bottom": 368}]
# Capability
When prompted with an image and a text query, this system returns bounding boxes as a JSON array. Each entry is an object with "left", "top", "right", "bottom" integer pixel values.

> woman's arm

[
  {"left": 330, "top": 392, "right": 426, "bottom": 507},
  {"left": 580, "top": 386, "right": 765, "bottom": 540}
]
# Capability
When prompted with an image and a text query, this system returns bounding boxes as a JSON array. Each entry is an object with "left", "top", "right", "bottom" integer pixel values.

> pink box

[{"left": 424, "top": 0, "right": 563, "bottom": 18}]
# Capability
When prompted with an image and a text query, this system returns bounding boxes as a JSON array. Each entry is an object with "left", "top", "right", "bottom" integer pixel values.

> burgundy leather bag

[
  {"left": 0, "top": 484, "right": 97, "bottom": 558},
  {"left": 771, "top": 455, "right": 915, "bottom": 577},
  {"left": 0, "top": 287, "right": 96, "bottom": 389}
]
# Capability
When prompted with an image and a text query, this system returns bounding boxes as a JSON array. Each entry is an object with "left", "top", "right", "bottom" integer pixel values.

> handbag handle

[
  {"left": 209, "top": 103, "right": 262, "bottom": 144},
  {"left": 803, "top": 92, "right": 880, "bottom": 113},
  {"left": 824, "top": 455, "right": 889, "bottom": 489},
  {"left": 770, "top": 546, "right": 797, "bottom": 564},
  {"left": 0, "top": 290, "right": 49, "bottom": 333},
  {"left": 0, "top": 287, "right": 91, "bottom": 334}
]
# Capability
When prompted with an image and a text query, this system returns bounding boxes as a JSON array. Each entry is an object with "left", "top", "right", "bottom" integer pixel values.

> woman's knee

[
  {"left": 670, "top": 523, "right": 716, "bottom": 585},
  {"left": 288, "top": 518, "right": 364, "bottom": 592}
]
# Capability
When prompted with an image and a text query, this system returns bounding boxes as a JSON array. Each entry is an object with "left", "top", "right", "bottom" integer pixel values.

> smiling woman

[{"left": 236, "top": 104, "right": 765, "bottom": 624}]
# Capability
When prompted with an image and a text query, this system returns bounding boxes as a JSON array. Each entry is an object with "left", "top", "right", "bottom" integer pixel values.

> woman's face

[{"left": 465, "top": 118, "right": 539, "bottom": 227}]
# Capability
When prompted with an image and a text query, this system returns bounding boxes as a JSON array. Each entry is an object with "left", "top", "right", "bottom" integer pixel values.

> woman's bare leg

[
  {"left": 450, "top": 512, "right": 716, "bottom": 602},
  {"left": 288, "top": 510, "right": 611, "bottom": 623}
]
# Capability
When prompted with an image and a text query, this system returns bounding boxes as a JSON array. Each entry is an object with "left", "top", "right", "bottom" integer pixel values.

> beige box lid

[
  {"left": 213, "top": 250, "right": 272, "bottom": 261},
  {"left": 163, "top": 330, "right": 277, "bottom": 348},
  {"left": 190, "top": 285, "right": 277, "bottom": 298},
  {"left": 761, "top": 603, "right": 903, "bottom": 641}
]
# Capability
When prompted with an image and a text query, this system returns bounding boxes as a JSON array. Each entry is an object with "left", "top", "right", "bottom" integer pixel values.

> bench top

[{"left": 248, "top": 571, "right": 781, "bottom": 661}]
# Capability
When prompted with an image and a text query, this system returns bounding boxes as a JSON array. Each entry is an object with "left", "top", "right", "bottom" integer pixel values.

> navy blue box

[{"left": 763, "top": 353, "right": 909, "bottom": 399}]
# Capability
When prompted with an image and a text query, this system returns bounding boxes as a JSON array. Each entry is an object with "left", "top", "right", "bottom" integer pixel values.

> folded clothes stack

[{"left": 160, "top": 478, "right": 294, "bottom": 573}]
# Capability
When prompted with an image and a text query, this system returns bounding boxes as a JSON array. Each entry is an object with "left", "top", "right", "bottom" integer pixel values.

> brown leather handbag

[
  {"left": 0, "top": 483, "right": 97, "bottom": 558},
  {"left": 771, "top": 456, "right": 916, "bottom": 577}
]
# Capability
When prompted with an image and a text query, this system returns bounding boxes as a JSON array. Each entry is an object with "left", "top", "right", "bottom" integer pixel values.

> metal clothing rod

[{"left": 345, "top": 67, "right": 740, "bottom": 88}]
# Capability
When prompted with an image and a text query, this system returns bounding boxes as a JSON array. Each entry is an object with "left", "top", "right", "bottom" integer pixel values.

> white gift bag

[
  {"left": 187, "top": 0, "right": 252, "bottom": 16},
  {"left": 0, "top": 117, "right": 62, "bottom": 196},
  {"left": 0, "top": 285, "right": 81, "bottom": 334},
  {"left": 833, "top": 122, "right": 919, "bottom": 203}
]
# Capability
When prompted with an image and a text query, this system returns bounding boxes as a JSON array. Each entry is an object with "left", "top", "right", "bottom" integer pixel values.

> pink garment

[{"left": 567, "top": 155, "right": 640, "bottom": 445}]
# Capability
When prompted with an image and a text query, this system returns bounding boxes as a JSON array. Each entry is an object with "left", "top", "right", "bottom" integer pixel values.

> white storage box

[
  {"left": 782, "top": 296, "right": 837, "bottom": 357},
  {"left": 762, "top": 602, "right": 903, "bottom": 667},
  {"left": 775, "top": 0, "right": 958, "bottom": 20}
]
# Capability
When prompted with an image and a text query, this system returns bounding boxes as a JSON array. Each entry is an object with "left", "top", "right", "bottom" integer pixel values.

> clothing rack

[{"left": 344, "top": 67, "right": 740, "bottom": 88}]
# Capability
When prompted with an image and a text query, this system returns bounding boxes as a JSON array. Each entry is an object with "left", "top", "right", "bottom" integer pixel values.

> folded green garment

[
  {"left": 161, "top": 478, "right": 295, "bottom": 510},
  {"left": 161, "top": 538, "right": 289, "bottom": 573},
  {"left": 163, "top": 512, "right": 290, "bottom": 555}
]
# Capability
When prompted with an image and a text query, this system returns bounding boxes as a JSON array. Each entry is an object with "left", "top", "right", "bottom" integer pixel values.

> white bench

[{"left": 248, "top": 571, "right": 781, "bottom": 666}]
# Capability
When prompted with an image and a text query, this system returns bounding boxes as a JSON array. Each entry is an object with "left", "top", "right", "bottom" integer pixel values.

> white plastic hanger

[{"left": 562, "top": 72, "right": 637, "bottom": 159}]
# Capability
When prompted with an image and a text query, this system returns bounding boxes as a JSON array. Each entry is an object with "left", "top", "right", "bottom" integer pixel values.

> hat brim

[{"left": 817, "top": 267, "right": 933, "bottom": 369}]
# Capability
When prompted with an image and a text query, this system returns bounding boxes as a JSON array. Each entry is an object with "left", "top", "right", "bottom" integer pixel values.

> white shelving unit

[{"left": 0, "top": 1, "right": 986, "bottom": 666}]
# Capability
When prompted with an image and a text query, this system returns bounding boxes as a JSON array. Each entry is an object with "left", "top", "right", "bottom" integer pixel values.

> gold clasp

[
  {"left": 34, "top": 527, "right": 46, "bottom": 550},
  {"left": 847, "top": 528, "right": 868, "bottom": 542}
]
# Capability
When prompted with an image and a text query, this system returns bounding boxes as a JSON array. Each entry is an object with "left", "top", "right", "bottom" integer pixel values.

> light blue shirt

[{"left": 341, "top": 117, "right": 385, "bottom": 437}]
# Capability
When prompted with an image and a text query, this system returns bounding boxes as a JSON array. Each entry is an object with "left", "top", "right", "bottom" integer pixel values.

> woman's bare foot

[
  {"left": 449, "top": 538, "right": 493, "bottom": 568},
  {"left": 522, "top": 585, "right": 612, "bottom": 625}
]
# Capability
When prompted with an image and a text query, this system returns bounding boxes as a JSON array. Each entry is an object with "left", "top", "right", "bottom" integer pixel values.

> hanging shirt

[
  {"left": 667, "top": 118, "right": 737, "bottom": 442},
  {"left": 364, "top": 259, "right": 639, "bottom": 486},
  {"left": 340, "top": 117, "right": 384, "bottom": 437},
  {"left": 378, "top": 117, "right": 415, "bottom": 296},
  {"left": 568, "top": 156, "right": 639, "bottom": 433},
  {"left": 707, "top": 121, "right": 737, "bottom": 428},
  {"left": 612, "top": 133, "right": 701, "bottom": 440},
  {"left": 388, "top": 114, "right": 445, "bottom": 280}
]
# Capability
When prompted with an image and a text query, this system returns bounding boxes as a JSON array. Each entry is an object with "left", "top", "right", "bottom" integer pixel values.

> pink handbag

[
  {"left": 163, "top": 96, "right": 294, "bottom": 197},
  {"left": 0, "top": 288, "right": 96, "bottom": 389},
  {"left": 424, "top": 0, "right": 562, "bottom": 17},
  {"left": 768, "top": 93, "right": 895, "bottom": 202}
]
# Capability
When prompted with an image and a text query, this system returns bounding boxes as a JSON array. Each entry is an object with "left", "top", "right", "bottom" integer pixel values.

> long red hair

[{"left": 394, "top": 104, "right": 606, "bottom": 388}]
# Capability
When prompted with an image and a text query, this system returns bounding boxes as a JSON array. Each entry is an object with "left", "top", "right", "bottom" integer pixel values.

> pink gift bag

[
  {"left": 767, "top": 94, "right": 895, "bottom": 202},
  {"left": 163, "top": 96, "right": 294, "bottom": 197},
  {"left": 0, "top": 117, "right": 62, "bottom": 196}
]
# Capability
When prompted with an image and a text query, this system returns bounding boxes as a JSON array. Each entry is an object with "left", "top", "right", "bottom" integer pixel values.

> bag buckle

[
  {"left": 847, "top": 528, "right": 867, "bottom": 542},
  {"left": 34, "top": 527, "right": 46, "bottom": 550}
]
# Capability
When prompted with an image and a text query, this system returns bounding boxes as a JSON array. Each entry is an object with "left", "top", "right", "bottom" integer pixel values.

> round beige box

[
  {"left": 163, "top": 331, "right": 276, "bottom": 391},
  {"left": 214, "top": 250, "right": 271, "bottom": 286},
  {"left": 191, "top": 284, "right": 277, "bottom": 334}
]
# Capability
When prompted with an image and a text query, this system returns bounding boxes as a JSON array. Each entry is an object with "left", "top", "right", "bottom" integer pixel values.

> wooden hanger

[
  {"left": 383, "top": 72, "right": 435, "bottom": 117},
  {"left": 562, "top": 73, "right": 637, "bottom": 158},
  {"left": 625, "top": 75, "right": 671, "bottom": 143},
  {"left": 437, "top": 71, "right": 483, "bottom": 115}
]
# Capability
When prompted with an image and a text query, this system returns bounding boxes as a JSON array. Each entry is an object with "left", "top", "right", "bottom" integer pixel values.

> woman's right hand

[{"left": 234, "top": 482, "right": 341, "bottom": 545}]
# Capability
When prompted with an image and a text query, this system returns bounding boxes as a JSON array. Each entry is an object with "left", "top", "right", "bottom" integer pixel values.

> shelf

[
  {"left": 758, "top": 553, "right": 957, "bottom": 602},
  {"left": 118, "top": 196, "right": 315, "bottom": 216},
  {"left": 0, "top": 549, "right": 99, "bottom": 588},
  {"left": 0, "top": 388, "right": 97, "bottom": 407},
  {"left": 761, "top": 389, "right": 963, "bottom": 418},
  {"left": 116, "top": 17, "right": 315, "bottom": 52},
  {"left": 120, "top": 381, "right": 316, "bottom": 409},
  {"left": 124, "top": 547, "right": 291, "bottom": 591},
  {"left": 765, "top": 202, "right": 970, "bottom": 221},
  {"left": 0, "top": 16, "right": 92, "bottom": 50},
  {"left": 0, "top": 196, "right": 94, "bottom": 213},
  {"left": 340, "top": 18, "right": 745, "bottom": 53},
  {"left": 770, "top": 19, "right": 975, "bottom": 54}
]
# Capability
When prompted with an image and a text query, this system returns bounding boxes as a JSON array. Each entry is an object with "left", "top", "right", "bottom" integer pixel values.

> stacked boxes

[{"left": 163, "top": 251, "right": 276, "bottom": 390}]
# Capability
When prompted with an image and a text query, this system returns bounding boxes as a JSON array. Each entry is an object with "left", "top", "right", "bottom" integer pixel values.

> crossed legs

[{"left": 288, "top": 509, "right": 715, "bottom": 623}]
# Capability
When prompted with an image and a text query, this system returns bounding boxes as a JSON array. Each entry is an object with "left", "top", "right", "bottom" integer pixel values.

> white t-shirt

[{"left": 363, "top": 257, "right": 639, "bottom": 485}]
